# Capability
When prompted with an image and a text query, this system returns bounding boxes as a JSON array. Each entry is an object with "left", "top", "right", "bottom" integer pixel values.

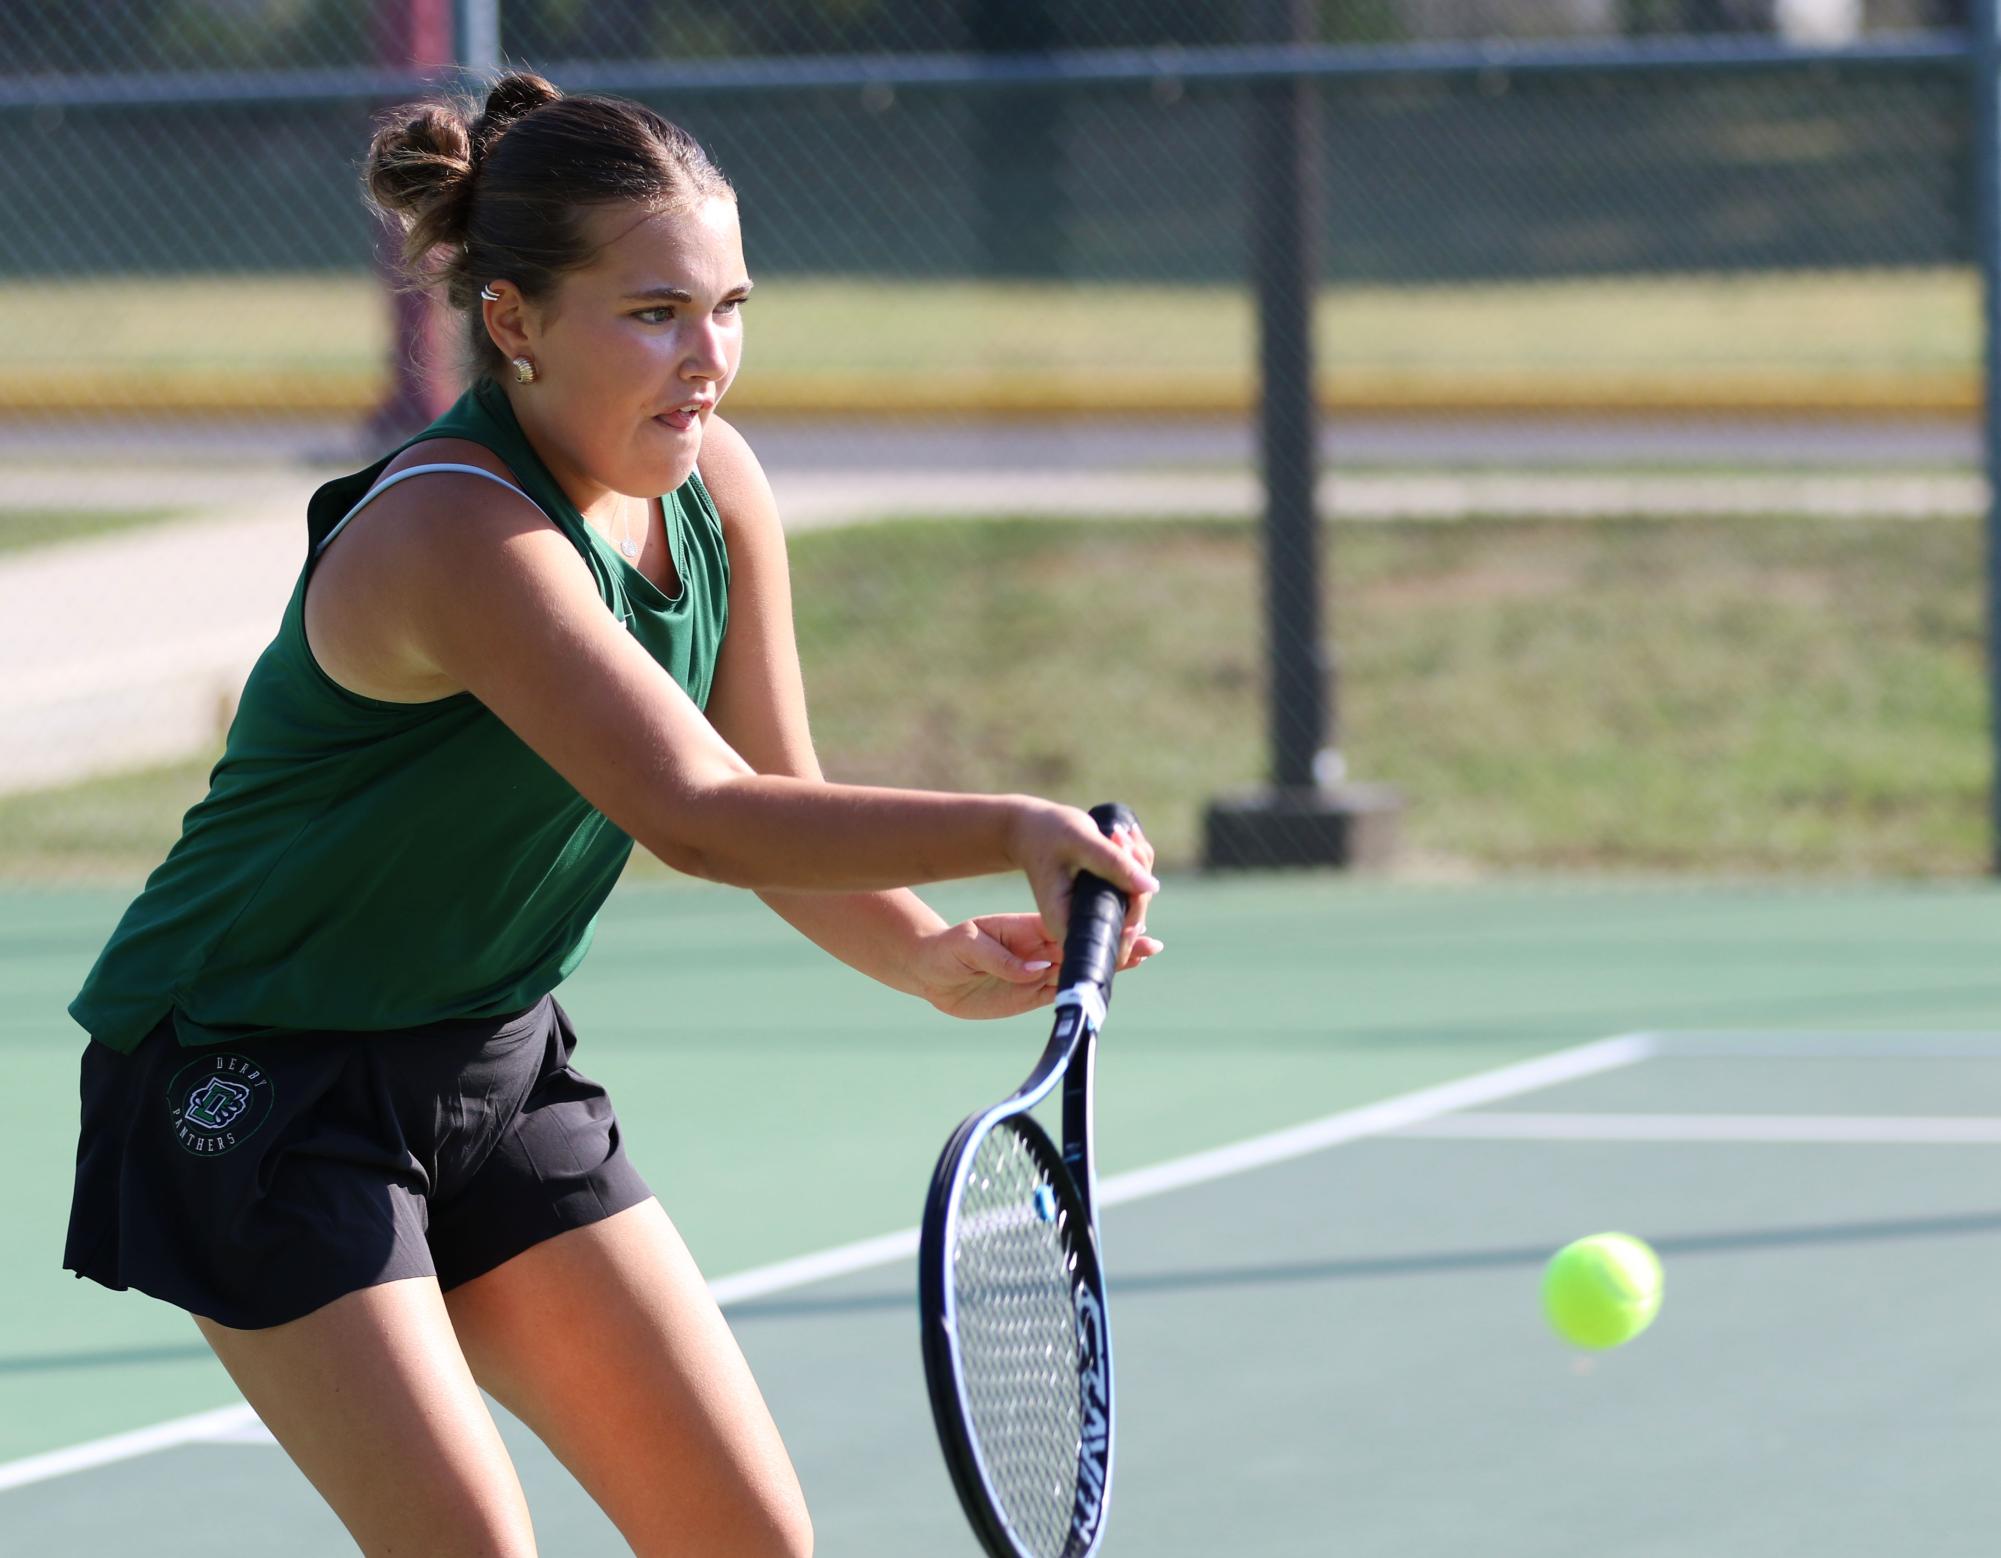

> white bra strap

[{"left": 314, "top": 462, "right": 540, "bottom": 557}]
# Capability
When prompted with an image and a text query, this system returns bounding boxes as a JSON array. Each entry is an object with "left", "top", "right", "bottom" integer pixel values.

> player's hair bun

[
  {"left": 364, "top": 73, "right": 562, "bottom": 267},
  {"left": 364, "top": 101, "right": 476, "bottom": 261},
  {"left": 470, "top": 72, "right": 561, "bottom": 165}
]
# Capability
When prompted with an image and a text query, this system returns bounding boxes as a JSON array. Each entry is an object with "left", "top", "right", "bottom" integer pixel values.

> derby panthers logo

[{"left": 166, "top": 1053, "right": 274, "bottom": 1157}]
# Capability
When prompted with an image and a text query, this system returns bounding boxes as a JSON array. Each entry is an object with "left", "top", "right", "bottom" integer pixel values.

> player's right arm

[{"left": 328, "top": 471, "right": 1156, "bottom": 919}]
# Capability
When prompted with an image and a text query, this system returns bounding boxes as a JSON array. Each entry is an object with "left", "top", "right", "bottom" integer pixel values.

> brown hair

[{"left": 364, "top": 73, "right": 735, "bottom": 380}]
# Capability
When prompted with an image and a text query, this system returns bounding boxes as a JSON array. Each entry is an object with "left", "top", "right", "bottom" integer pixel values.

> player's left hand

[{"left": 914, "top": 901, "right": 1163, "bottom": 1022}]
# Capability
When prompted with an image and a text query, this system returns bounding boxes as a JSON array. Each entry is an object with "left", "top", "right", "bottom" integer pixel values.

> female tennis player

[{"left": 63, "top": 74, "right": 1161, "bottom": 1558}]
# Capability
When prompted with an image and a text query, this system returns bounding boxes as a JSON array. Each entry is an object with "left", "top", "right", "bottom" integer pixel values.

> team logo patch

[{"left": 166, "top": 1053, "right": 275, "bottom": 1157}]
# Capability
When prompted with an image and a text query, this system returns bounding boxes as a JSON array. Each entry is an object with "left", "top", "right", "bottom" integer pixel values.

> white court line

[
  {"left": 707, "top": 1227, "right": 921, "bottom": 1307},
  {"left": 0, "top": 1405, "right": 258, "bottom": 1493},
  {"left": 1096, "top": 1032, "right": 1658, "bottom": 1204},
  {"left": 0, "top": 1031, "right": 1656, "bottom": 1492},
  {"left": 1401, "top": 1111, "right": 2001, "bottom": 1145},
  {"left": 707, "top": 1031, "right": 1658, "bottom": 1304},
  {"left": 1652, "top": 1031, "right": 2001, "bottom": 1060}
]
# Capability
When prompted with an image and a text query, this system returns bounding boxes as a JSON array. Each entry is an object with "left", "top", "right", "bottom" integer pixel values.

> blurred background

[{"left": 0, "top": 0, "right": 1990, "bottom": 879}]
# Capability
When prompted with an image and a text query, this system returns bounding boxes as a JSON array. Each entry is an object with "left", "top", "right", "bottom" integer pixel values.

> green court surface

[{"left": 4, "top": 875, "right": 2000, "bottom": 1554}]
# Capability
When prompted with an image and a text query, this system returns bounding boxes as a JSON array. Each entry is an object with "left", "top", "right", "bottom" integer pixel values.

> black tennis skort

[{"left": 63, "top": 994, "right": 653, "bottom": 1330}]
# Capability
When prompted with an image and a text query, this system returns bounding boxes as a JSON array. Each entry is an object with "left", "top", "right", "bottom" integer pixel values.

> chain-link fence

[{"left": 0, "top": 0, "right": 1990, "bottom": 879}]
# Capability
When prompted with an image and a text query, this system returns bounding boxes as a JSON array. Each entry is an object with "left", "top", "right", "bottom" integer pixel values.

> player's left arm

[{"left": 697, "top": 414, "right": 1159, "bottom": 1020}]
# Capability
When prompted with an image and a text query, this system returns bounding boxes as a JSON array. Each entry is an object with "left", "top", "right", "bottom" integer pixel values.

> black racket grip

[{"left": 1056, "top": 802, "right": 1140, "bottom": 1001}]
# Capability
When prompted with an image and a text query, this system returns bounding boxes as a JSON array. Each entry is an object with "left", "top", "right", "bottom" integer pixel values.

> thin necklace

[{"left": 617, "top": 497, "right": 643, "bottom": 560}]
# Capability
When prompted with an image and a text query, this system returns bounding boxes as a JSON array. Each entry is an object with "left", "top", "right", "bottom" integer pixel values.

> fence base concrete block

[{"left": 1201, "top": 783, "right": 1404, "bottom": 871}]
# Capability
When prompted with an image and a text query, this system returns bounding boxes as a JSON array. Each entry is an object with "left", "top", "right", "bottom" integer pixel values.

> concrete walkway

[{"left": 0, "top": 492, "right": 304, "bottom": 793}]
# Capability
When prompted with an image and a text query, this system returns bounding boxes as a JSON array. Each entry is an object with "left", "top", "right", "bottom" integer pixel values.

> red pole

[{"left": 368, "top": 0, "right": 457, "bottom": 442}]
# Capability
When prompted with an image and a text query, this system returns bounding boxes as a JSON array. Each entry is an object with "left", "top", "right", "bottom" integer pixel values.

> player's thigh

[
  {"left": 441, "top": 1198, "right": 812, "bottom": 1558},
  {"left": 194, "top": 1275, "right": 537, "bottom": 1558}
]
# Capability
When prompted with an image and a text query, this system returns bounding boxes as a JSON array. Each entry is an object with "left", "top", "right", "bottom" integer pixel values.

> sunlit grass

[
  {"left": 10, "top": 510, "right": 1978, "bottom": 884},
  {"left": 1, "top": 268, "right": 1975, "bottom": 412},
  {"left": 0, "top": 509, "right": 184, "bottom": 555}
]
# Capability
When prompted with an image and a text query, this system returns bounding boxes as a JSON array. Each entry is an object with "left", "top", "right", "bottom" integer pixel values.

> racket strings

[{"left": 952, "top": 1121, "right": 1087, "bottom": 1558}]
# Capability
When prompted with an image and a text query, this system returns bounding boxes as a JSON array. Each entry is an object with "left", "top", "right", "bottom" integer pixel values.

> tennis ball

[{"left": 1541, "top": 1233, "right": 1663, "bottom": 1351}]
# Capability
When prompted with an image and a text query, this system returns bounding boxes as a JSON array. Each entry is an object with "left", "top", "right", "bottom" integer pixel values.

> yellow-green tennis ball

[{"left": 1541, "top": 1233, "right": 1663, "bottom": 1351}]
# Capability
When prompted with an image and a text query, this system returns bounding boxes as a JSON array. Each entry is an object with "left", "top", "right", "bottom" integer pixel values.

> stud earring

[{"left": 511, "top": 356, "right": 537, "bottom": 385}]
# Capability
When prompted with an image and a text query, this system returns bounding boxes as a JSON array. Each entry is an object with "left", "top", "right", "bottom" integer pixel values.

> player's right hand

[{"left": 1008, "top": 800, "right": 1160, "bottom": 946}]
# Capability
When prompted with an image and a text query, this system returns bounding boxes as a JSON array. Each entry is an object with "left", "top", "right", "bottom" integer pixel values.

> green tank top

[{"left": 70, "top": 377, "right": 731, "bottom": 1052}]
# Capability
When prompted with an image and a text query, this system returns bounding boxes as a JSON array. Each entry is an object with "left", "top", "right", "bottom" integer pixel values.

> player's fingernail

[{"left": 1023, "top": 959, "right": 1052, "bottom": 972}]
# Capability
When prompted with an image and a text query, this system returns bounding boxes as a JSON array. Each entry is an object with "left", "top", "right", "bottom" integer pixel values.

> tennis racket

[{"left": 919, "top": 800, "right": 1136, "bottom": 1558}]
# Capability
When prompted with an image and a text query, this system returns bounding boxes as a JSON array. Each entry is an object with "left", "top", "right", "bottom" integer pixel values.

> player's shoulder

[
  {"left": 694, "top": 411, "right": 761, "bottom": 479},
  {"left": 329, "top": 437, "right": 573, "bottom": 602},
  {"left": 693, "top": 413, "right": 778, "bottom": 536},
  {"left": 358, "top": 439, "right": 544, "bottom": 545},
  {"left": 306, "top": 438, "right": 587, "bottom": 701},
  {"left": 373, "top": 437, "right": 533, "bottom": 509}
]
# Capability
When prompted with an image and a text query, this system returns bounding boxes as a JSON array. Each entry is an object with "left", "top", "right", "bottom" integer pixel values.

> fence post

[
  {"left": 1256, "top": 0, "right": 1330, "bottom": 795},
  {"left": 367, "top": 0, "right": 457, "bottom": 444},
  {"left": 970, "top": 0, "right": 1062, "bottom": 279},
  {"left": 1975, "top": 0, "right": 2001, "bottom": 875},
  {"left": 456, "top": 0, "right": 501, "bottom": 75},
  {"left": 1203, "top": 0, "right": 1401, "bottom": 870}
]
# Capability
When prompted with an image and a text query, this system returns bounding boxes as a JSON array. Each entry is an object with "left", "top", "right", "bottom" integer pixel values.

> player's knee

[
  {"left": 453, "top": 1520, "right": 539, "bottom": 1558},
  {"left": 720, "top": 1481, "right": 813, "bottom": 1558},
  {"left": 399, "top": 1489, "right": 540, "bottom": 1558},
  {"left": 353, "top": 1502, "right": 537, "bottom": 1558},
  {"left": 761, "top": 1497, "right": 814, "bottom": 1558},
  {"left": 634, "top": 1514, "right": 810, "bottom": 1558},
  {"left": 728, "top": 1457, "right": 811, "bottom": 1558},
  {"left": 628, "top": 1472, "right": 810, "bottom": 1558}
]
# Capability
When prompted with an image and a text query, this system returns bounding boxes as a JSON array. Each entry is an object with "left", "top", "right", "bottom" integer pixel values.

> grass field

[
  {"left": 0, "top": 509, "right": 1984, "bottom": 882},
  {"left": 0, "top": 268, "right": 1979, "bottom": 415},
  {"left": 0, "top": 509, "right": 182, "bottom": 555}
]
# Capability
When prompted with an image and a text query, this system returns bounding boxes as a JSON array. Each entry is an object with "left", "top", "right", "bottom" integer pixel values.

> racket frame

[{"left": 920, "top": 984, "right": 1115, "bottom": 1558}]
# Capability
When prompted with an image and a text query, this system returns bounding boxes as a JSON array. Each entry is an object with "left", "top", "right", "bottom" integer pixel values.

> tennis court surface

[{"left": 5, "top": 875, "right": 1998, "bottom": 1555}]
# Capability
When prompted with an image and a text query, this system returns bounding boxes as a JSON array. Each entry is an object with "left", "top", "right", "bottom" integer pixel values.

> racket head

[{"left": 920, "top": 1109, "right": 1114, "bottom": 1558}]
